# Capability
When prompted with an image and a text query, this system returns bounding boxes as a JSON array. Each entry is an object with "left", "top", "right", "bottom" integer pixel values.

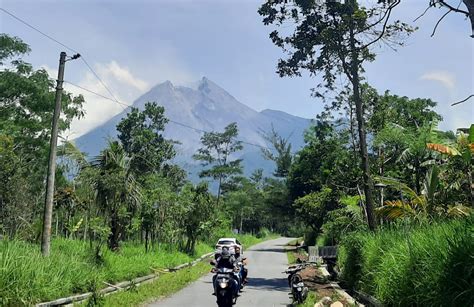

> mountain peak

[
  {"left": 153, "top": 80, "right": 174, "bottom": 89},
  {"left": 198, "top": 76, "right": 218, "bottom": 94}
]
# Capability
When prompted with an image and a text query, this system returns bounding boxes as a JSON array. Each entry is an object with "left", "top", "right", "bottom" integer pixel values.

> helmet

[{"left": 221, "top": 246, "right": 231, "bottom": 259}]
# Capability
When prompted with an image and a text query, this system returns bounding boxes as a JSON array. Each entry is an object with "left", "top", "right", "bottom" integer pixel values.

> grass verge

[
  {"left": 0, "top": 238, "right": 212, "bottom": 306},
  {"left": 99, "top": 261, "right": 211, "bottom": 307},
  {"left": 338, "top": 216, "right": 474, "bottom": 306},
  {"left": 285, "top": 237, "right": 303, "bottom": 264}
]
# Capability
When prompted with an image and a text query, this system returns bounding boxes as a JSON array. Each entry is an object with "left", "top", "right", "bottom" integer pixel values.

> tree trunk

[
  {"left": 463, "top": 0, "right": 474, "bottom": 37},
  {"left": 216, "top": 176, "right": 222, "bottom": 206},
  {"left": 240, "top": 207, "right": 243, "bottom": 234},
  {"left": 108, "top": 211, "right": 120, "bottom": 251},
  {"left": 145, "top": 228, "right": 149, "bottom": 252},
  {"left": 349, "top": 14, "right": 377, "bottom": 231},
  {"left": 414, "top": 159, "right": 422, "bottom": 195},
  {"left": 468, "top": 165, "right": 474, "bottom": 206}
]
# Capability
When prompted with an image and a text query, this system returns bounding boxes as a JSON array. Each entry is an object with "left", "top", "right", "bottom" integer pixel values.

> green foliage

[
  {"left": 293, "top": 188, "right": 338, "bottom": 232},
  {"left": 320, "top": 195, "right": 366, "bottom": 245},
  {"left": 193, "top": 122, "right": 243, "bottom": 203},
  {"left": 0, "top": 34, "right": 30, "bottom": 65},
  {"left": 261, "top": 125, "right": 292, "bottom": 177},
  {"left": 117, "top": 102, "right": 175, "bottom": 175},
  {"left": 101, "top": 261, "right": 211, "bottom": 307},
  {"left": 258, "top": 0, "right": 414, "bottom": 94},
  {"left": 338, "top": 217, "right": 474, "bottom": 306},
  {"left": 0, "top": 34, "right": 84, "bottom": 238},
  {"left": 288, "top": 120, "right": 358, "bottom": 202},
  {"left": 179, "top": 182, "right": 216, "bottom": 254},
  {"left": 91, "top": 141, "right": 141, "bottom": 250},
  {"left": 259, "top": 0, "right": 416, "bottom": 231}
]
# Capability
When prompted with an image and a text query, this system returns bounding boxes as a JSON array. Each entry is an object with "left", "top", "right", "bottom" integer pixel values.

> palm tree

[{"left": 91, "top": 140, "right": 141, "bottom": 250}]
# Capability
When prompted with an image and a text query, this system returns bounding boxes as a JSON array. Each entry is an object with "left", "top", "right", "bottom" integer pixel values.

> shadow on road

[
  {"left": 246, "top": 277, "right": 288, "bottom": 292},
  {"left": 249, "top": 247, "right": 287, "bottom": 253}
]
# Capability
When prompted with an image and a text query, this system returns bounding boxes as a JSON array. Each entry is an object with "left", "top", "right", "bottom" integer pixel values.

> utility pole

[{"left": 41, "top": 51, "right": 80, "bottom": 256}]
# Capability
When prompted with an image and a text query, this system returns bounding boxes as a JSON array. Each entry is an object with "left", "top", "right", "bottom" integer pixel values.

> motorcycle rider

[
  {"left": 234, "top": 246, "right": 248, "bottom": 285},
  {"left": 212, "top": 246, "right": 239, "bottom": 296}
]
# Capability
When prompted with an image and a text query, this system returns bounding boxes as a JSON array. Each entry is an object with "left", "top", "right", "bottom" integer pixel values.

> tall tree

[
  {"left": 261, "top": 125, "right": 293, "bottom": 177},
  {"left": 179, "top": 182, "right": 215, "bottom": 254},
  {"left": 0, "top": 34, "right": 84, "bottom": 237},
  {"left": 193, "top": 122, "right": 243, "bottom": 205},
  {"left": 91, "top": 141, "right": 141, "bottom": 251},
  {"left": 259, "top": 0, "right": 414, "bottom": 229},
  {"left": 117, "top": 102, "right": 175, "bottom": 176}
]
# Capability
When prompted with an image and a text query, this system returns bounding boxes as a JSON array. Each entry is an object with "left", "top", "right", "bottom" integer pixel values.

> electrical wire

[
  {"left": 64, "top": 81, "right": 130, "bottom": 110},
  {"left": 64, "top": 81, "right": 282, "bottom": 152},
  {"left": 2, "top": 7, "right": 300, "bottom": 155},
  {"left": 1, "top": 8, "right": 124, "bottom": 107},
  {"left": 0, "top": 7, "right": 80, "bottom": 54}
]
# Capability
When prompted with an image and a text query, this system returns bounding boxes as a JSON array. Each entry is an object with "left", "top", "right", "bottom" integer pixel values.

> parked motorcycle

[
  {"left": 283, "top": 262, "right": 309, "bottom": 304},
  {"left": 211, "top": 264, "right": 239, "bottom": 307}
]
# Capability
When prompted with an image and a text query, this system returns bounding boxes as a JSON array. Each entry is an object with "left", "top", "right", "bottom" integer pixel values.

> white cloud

[
  {"left": 54, "top": 61, "right": 151, "bottom": 138},
  {"left": 420, "top": 71, "right": 456, "bottom": 90},
  {"left": 99, "top": 61, "right": 149, "bottom": 92},
  {"left": 418, "top": 71, "right": 472, "bottom": 131}
]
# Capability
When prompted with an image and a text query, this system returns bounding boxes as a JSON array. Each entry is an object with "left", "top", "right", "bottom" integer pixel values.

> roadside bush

[
  {"left": 280, "top": 220, "right": 306, "bottom": 237},
  {"left": 256, "top": 227, "right": 271, "bottom": 238},
  {"left": 321, "top": 207, "right": 365, "bottom": 245},
  {"left": 338, "top": 217, "right": 474, "bottom": 306},
  {"left": 303, "top": 229, "right": 317, "bottom": 246}
]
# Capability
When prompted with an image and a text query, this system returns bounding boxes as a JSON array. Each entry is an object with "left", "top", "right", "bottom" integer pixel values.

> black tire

[
  {"left": 217, "top": 291, "right": 232, "bottom": 307},
  {"left": 297, "top": 294, "right": 304, "bottom": 304}
]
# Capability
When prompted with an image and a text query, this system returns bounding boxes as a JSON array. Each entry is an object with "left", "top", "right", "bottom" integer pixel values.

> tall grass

[
  {"left": 338, "top": 216, "right": 474, "bottom": 306},
  {"left": 0, "top": 232, "right": 277, "bottom": 306},
  {"left": 0, "top": 238, "right": 212, "bottom": 306}
]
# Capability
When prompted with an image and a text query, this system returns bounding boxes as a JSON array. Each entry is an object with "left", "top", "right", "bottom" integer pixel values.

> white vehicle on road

[{"left": 214, "top": 237, "right": 243, "bottom": 255}]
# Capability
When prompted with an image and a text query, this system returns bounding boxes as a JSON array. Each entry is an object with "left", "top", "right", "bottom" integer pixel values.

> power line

[
  {"left": 65, "top": 81, "right": 130, "bottom": 110},
  {"left": 0, "top": 8, "right": 79, "bottom": 54},
  {"left": 2, "top": 8, "right": 300, "bottom": 155},
  {"left": 80, "top": 57, "right": 122, "bottom": 105},
  {"left": 1, "top": 8, "right": 123, "bottom": 108},
  {"left": 64, "top": 81, "right": 280, "bottom": 152}
]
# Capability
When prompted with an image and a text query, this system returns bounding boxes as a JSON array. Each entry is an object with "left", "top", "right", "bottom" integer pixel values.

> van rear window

[{"left": 218, "top": 240, "right": 234, "bottom": 245}]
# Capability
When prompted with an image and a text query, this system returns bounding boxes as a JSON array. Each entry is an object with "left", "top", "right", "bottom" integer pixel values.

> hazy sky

[{"left": 1, "top": 0, "right": 473, "bottom": 138}]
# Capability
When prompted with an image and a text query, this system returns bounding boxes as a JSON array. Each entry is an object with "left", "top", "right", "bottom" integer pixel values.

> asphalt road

[{"left": 148, "top": 237, "right": 294, "bottom": 307}]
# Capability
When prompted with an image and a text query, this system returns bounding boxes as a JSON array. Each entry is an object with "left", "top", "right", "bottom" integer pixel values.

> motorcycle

[
  {"left": 283, "top": 262, "right": 309, "bottom": 304},
  {"left": 236, "top": 258, "right": 247, "bottom": 291},
  {"left": 211, "top": 263, "right": 239, "bottom": 307}
]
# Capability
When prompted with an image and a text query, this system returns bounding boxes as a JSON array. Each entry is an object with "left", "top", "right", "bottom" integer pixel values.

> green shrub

[
  {"left": 338, "top": 217, "right": 474, "bottom": 306},
  {"left": 338, "top": 233, "right": 366, "bottom": 289},
  {"left": 304, "top": 229, "right": 317, "bottom": 246},
  {"left": 256, "top": 227, "right": 271, "bottom": 238}
]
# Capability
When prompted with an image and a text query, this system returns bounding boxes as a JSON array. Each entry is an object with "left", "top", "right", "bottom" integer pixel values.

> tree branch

[
  {"left": 437, "top": 0, "right": 469, "bottom": 16},
  {"left": 451, "top": 94, "right": 474, "bottom": 106},
  {"left": 431, "top": 8, "right": 452, "bottom": 36},
  {"left": 414, "top": 3, "right": 435, "bottom": 22},
  {"left": 359, "top": 0, "right": 400, "bottom": 50}
]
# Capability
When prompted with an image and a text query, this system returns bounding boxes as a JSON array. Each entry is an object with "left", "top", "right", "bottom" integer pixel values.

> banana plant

[
  {"left": 375, "top": 164, "right": 472, "bottom": 220},
  {"left": 426, "top": 124, "right": 474, "bottom": 206}
]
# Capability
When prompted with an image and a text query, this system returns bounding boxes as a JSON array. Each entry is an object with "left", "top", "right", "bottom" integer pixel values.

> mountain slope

[{"left": 74, "top": 77, "right": 311, "bottom": 177}]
